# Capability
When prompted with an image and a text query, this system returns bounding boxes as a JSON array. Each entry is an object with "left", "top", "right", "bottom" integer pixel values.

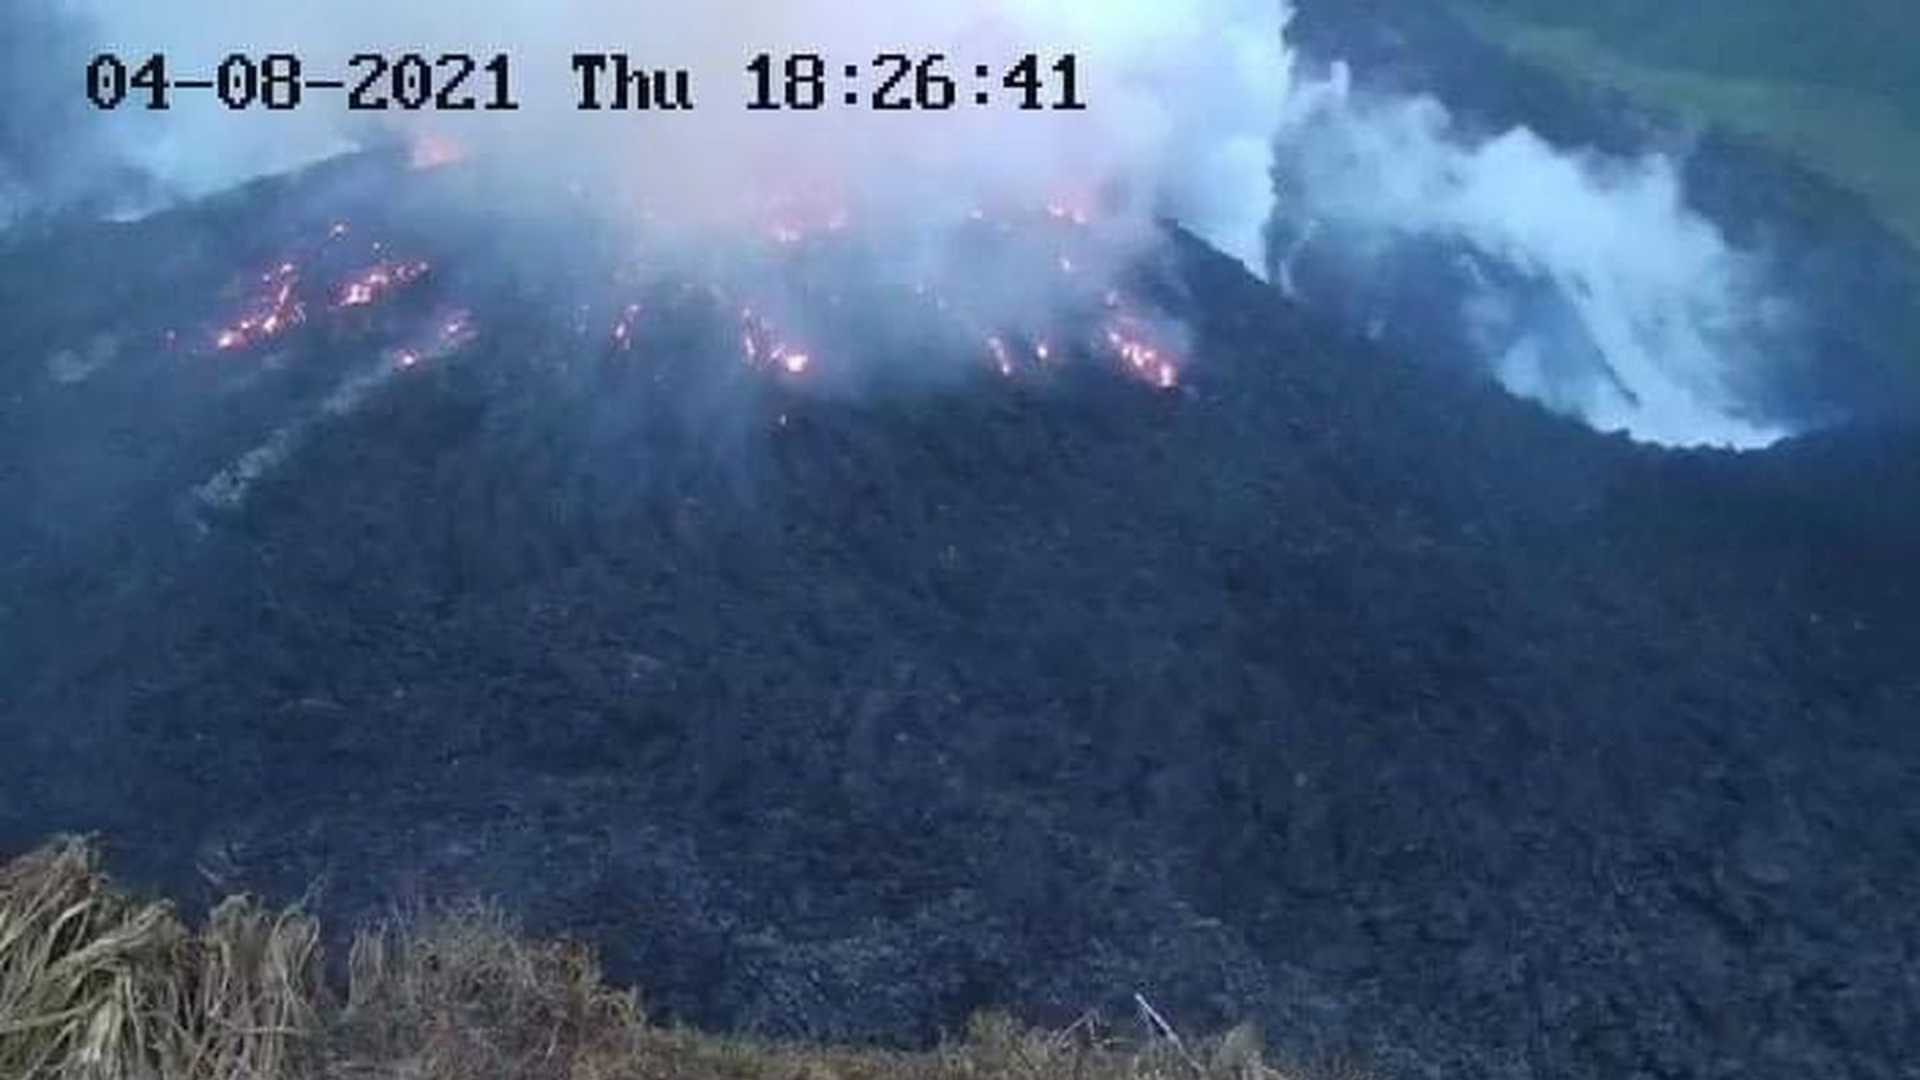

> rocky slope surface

[{"left": 3, "top": 148, "right": 1918, "bottom": 1078}]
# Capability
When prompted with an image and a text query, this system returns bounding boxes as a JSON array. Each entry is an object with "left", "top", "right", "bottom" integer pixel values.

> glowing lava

[
  {"left": 434, "top": 309, "right": 479, "bottom": 355},
  {"left": 210, "top": 221, "right": 440, "bottom": 357},
  {"left": 737, "top": 307, "right": 818, "bottom": 378},
  {"left": 409, "top": 133, "right": 469, "bottom": 172},
  {"left": 1102, "top": 316, "right": 1181, "bottom": 390},
  {"left": 987, "top": 335, "right": 1015, "bottom": 377},
  {"left": 390, "top": 306, "right": 479, "bottom": 372},
  {"left": 338, "top": 260, "right": 431, "bottom": 309},
  {"left": 611, "top": 304, "right": 642, "bottom": 349},
  {"left": 216, "top": 263, "right": 306, "bottom": 351}
]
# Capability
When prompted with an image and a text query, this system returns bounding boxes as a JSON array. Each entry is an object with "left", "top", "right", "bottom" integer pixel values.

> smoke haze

[
  {"left": 55, "top": 0, "right": 1290, "bottom": 268},
  {"left": 3, "top": 0, "right": 1821, "bottom": 447}
]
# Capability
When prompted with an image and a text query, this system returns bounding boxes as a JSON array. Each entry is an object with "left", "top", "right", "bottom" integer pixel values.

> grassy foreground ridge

[{"left": 0, "top": 838, "right": 1353, "bottom": 1080}]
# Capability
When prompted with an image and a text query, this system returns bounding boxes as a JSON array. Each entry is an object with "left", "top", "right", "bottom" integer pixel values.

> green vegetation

[
  {"left": 1447, "top": 0, "right": 1920, "bottom": 249},
  {"left": 0, "top": 838, "right": 1358, "bottom": 1080}
]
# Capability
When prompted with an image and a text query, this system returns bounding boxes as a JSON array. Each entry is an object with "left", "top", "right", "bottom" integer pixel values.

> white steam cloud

[
  {"left": 72, "top": 0, "right": 1293, "bottom": 275},
  {"left": 1268, "top": 65, "right": 1796, "bottom": 449},
  {"left": 27, "top": 1, "right": 1805, "bottom": 447}
]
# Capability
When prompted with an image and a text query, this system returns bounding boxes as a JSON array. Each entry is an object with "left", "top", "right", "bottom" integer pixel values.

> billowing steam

[
  {"left": 55, "top": 0, "right": 1292, "bottom": 274},
  {"left": 1267, "top": 64, "right": 1795, "bottom": 448},
  {"left": 5, "top": 1, "right": 1812, "bottom": 448}
]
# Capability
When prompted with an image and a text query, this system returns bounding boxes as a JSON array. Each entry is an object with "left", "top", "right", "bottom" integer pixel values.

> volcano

[{"left": 3, "top": 133, "right": 1919, "bottom": 1080}]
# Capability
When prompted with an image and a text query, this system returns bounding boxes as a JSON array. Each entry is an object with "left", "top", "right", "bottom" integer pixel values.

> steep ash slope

[{"left": 1, "top": 161, "right": 1918, "bottom": 1079}]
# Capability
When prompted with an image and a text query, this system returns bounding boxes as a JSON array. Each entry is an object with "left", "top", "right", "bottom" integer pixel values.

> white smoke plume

[
  {"left": 1268, "top": 64, "right": 1797, "bottom": 449},
  {"left": 15, "top": 1, "right": 1805, "bottom": 447},
  {"left": 63, "top": 0, "right": 1293, "bottom": 275}
]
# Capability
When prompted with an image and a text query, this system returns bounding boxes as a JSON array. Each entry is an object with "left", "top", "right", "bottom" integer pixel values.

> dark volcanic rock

[{"left": 2, "top": 155, "right": 1918, "bottom": 1080}]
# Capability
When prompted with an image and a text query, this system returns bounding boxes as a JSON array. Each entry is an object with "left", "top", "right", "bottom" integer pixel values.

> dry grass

[
  {"left": 0, "top": 837, "right": 320, "bottom": 1080},
  {"left": 336, "top": 902, "right": 643, "bottom": 1080},
  {"left": 1, "top": 838, "right": 1352, "bottom": 1080}
]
